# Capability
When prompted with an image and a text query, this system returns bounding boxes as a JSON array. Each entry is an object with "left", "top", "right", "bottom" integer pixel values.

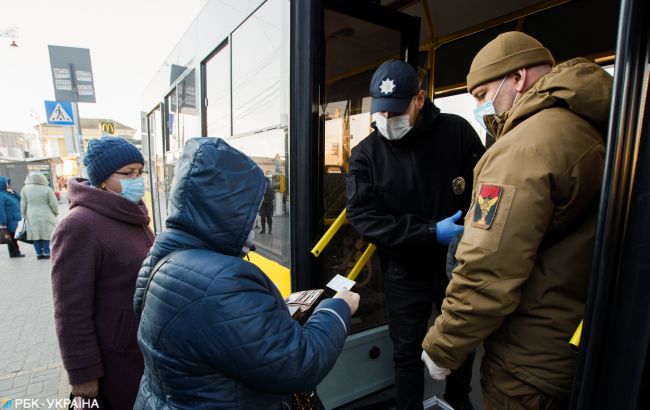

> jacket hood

[
  {"left": 67, "top": 178, "right": 150, "bottom": 226},
  {"left": 164, "top": 138, "right": 265, "bottom": 256},
  {"left": 27, "top": 173, "right": 49, "bottom": 186},
  {"left": 487, "top": 58, "right": 613, "bottom": 139},
  {"left": 0, "top": 176, "right": 7, "bottom": 191}
]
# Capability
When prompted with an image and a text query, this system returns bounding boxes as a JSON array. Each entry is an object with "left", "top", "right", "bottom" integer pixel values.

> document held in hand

[{"left": 326, "top": 274, "right": 356, "bottom": 292}]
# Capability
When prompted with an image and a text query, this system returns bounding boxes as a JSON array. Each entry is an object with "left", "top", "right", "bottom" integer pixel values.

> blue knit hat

[{"left": 83, "top": 137, "right": 145, "bottom": 186}]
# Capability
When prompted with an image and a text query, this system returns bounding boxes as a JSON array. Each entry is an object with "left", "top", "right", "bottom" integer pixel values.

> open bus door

[
  {"left": 571, "top": 0, "right": 650, "bottom": 408},
  {"left": 291, "top": 0, "right": 421, "bottom": 407}
]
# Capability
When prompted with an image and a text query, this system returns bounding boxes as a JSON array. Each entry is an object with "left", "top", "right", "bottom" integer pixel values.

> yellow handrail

[
  {"left": 347, "top": 243, "right": 377, "bottom": 281},
  {"left": 570, "top": 320, "right": 583, "bottom": 349},
  {"left": 311, "top": 209, "right": 347, "bottom": 257}
]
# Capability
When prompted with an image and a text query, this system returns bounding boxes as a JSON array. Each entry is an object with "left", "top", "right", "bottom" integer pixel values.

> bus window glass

[
  {"left": 321, "top": 9, "right": 402, "bottom": 333},
  {"left": 435, "top": 93, "right": 487, "bottom": 145},
  {"left": 163, "top": 90, "right": 180, "bottom": 224},
  {"left": 148, "top": 107, "right": 166, "bottom": 231},
  {"left": 205, "top": 43, "right": 231, "bottom": 137},
  {"left": 231, "top": 0, "right": 283, "bottom": 135},
  {"left": 226, "top": 127, "right": 290, "bottom": 268},
  {"left": 166, "top": 89, "right": 179, "bottom": 152},
  {"left": 178, "top": 69, "right": 199, "bottom": 144}
]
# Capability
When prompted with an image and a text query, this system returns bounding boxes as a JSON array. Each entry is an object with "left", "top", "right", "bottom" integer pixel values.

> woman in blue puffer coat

[
  {"left": 0, "top": 176, "right": 24, "bottom": 258},
  {"left": 133, "top": 138, "right": 359, "bottom": 409}
]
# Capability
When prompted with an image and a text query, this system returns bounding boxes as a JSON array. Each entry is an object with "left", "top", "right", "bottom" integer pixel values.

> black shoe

[
  {"left": 42, "top": 255, "right": 50, "bottom": 259},
  {"left": 268, "top": 231, "right": 272, "bottom": 234},
  {"left": 10, "top": 253, "right": 25, "bottom": 258},
  {"left": 260, "top": 230, "right": 265, "bottom": 234},
  {"left": 36, "top": 255, "right": 44, "bottom": 260}
]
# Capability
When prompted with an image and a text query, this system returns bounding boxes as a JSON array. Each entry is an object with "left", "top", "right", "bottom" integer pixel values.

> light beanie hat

[{"left": 467, "top": 31, "right": 555, "bottom": 93}]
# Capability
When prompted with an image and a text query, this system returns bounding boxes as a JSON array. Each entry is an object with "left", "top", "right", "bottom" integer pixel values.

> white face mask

[
  {"left": 473, "top": 75, "right": 507, "bottom": 133},
  {"left": 374, "top": 113, "right": 413, "bottom": 141}
]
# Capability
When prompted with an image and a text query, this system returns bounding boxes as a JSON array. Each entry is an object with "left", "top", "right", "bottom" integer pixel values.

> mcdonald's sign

[{"left": 99, "top": 122, "right": 115, "bottom": 135}]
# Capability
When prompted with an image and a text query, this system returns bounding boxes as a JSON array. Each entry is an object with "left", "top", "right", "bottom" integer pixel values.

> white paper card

[{"left": 326, "top": 274, "right": 356, "bottom": 292}]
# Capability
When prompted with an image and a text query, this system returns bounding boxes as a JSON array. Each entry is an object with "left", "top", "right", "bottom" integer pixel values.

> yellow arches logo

[{"left": 99, "top": 122, "right": 115, "bottom": 135}]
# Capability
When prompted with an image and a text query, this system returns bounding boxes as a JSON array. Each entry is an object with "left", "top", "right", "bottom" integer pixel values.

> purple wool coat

[{"left": 51, "top": 178, "right": 155, "bottom": 409}]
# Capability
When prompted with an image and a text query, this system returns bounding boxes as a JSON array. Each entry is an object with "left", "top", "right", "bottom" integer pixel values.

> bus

[{"left": 140, "top": 0, "right": 649, "bottom": 408}]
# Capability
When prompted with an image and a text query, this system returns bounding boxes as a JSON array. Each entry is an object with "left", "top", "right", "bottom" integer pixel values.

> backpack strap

[{"left": 141, "top": 250, "right": 182, "bottom": 311}]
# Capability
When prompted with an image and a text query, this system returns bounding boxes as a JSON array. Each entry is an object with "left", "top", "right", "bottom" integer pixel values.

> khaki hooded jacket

[{"left": 423, "top": 58, "right": 612, "bottom": 399}]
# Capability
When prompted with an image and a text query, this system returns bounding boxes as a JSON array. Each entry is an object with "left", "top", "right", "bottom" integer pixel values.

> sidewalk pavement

[{"left": 0, "top": 198, "right": 71, "bottom": 408}]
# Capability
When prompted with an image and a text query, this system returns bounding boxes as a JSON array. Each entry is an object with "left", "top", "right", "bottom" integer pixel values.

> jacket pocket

[{"left": 112, "top": 310, "right": 139, "bottom": 352}]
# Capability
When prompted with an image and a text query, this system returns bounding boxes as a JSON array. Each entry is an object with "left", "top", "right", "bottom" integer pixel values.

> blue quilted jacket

[
  {"left": 133, "top": 138, "right": 350, "bottom": 409},
  {"left": 0, "top": 176, "right": 21, "bottom": 232}
]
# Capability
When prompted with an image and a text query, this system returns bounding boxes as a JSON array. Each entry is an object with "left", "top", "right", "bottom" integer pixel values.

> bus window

[
  {"left": 146, "top": 107, "right": 163, "bottom": 231},
  {"left": 178, "top": 69, "right": 199, "bottom": 145},
  {"left": 232, "top": 0, "right": 285, "bottom": 136},
  {"left": 204, "top": 42, "right": 231, "bottom": 138},
  {"left": 435, "top": 92, "right": 487, "bottom": 146},
  {"left": 227, "top": 127, "right": 290, "bottom": 268}
]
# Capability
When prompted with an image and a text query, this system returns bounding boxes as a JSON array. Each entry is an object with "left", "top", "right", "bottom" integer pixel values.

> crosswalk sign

[{"left": 44, "top": 100, "right": 75, "bottom": 125}]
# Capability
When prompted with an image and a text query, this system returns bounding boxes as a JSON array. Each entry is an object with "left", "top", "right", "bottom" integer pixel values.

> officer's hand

[
  {"left": 334, "top": 288, "right": 360, "bottom": 315},
  {"left": 436, "top": 210, "right": 464, "bottom": 246},
  {"left": 421, "top": 351, "right": 450, "bottom": 380}
]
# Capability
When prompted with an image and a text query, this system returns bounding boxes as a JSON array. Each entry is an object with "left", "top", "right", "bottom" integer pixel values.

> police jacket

[
  {"left": 423, "top": 58, "right": 612, "bottom": 399},
  {"left": 134, "top": 138, "right": 351, "bottom": 409},
  {"left": 346, "top": 99, "right": 485, "bottom": 273}
]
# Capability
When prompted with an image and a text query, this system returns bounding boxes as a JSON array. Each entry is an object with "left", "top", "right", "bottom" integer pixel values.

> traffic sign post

[
  {"left": 44, "top": 101, "right": 75, "bottom": 125},
  {"left": 48, "top": 45, "right": 96, "bottom": 103},
  {"left": 48, "top": 45, "right": 95, "bottom": 177}
]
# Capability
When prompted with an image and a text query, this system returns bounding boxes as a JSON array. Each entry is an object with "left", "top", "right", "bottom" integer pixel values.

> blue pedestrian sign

[{"left": 44, "top": 100, "right": 75, "bottom": 125}]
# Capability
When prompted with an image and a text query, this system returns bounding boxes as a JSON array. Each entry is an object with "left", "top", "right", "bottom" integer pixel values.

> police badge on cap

[
  {"left": 369, "top": 60, "right": 419, "bottom": 114},
  {"left": 452, "top": 176, "right": 466, "bottom": 195}
]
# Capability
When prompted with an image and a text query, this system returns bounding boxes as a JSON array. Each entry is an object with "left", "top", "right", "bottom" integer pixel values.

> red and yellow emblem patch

[{"left": 472, "top": 184, "right": 503, "bottom": 229}]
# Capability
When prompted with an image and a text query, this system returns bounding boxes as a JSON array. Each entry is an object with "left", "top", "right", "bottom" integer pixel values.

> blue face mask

[
  {"left": 473, "top": 76, "right": 507, "bottom": 132},
  {"left": 118, "top": 177, "right": 145, "bottom": 203}
]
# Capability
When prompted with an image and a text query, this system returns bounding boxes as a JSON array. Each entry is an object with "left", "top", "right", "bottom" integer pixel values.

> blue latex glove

[{"left": 436, "top": 210, "right": 464, "bottom": 246}]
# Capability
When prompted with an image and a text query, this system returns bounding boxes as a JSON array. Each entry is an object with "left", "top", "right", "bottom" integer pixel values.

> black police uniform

[{"left": 346, "top": 98, "right": 485, "bottom": 409}]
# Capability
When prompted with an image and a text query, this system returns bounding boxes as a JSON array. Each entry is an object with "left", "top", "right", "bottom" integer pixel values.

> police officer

[
  {"left": 346, "top": 60, "right": 485, "bottom": 409},
  {"left": 421, "top": 32, "right": 612, "bottom": 409}
]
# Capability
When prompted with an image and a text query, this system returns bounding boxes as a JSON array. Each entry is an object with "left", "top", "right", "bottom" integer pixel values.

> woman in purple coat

[{"left": 51, "top": 137, "right": 155, "bottom": 409}]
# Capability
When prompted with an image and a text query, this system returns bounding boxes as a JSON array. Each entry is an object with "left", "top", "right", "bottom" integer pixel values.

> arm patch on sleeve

[{"left": 463, "top": 183, "right": 515, "bottom": 252}]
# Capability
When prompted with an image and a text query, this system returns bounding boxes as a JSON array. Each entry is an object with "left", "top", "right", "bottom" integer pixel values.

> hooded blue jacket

[
  {"left": 133, "top": 138, "right": 350, "bottom": 409},
  {"left": 0, "top": 176, "right": 21, "bottom": 232}
]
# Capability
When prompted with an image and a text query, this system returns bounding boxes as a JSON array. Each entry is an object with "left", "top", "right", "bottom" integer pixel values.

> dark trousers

[
  {"left": 385, "top": 263, "right": 475, "bottom": 409},
  {"left": 260, "top": 215, "right": 273, "bottom": 233},
  {"left": 33, "top": 239, "right": 50, "bottom": 256},
  {"left": 7, "top": 231, "right": 21, "bottom": 257}
]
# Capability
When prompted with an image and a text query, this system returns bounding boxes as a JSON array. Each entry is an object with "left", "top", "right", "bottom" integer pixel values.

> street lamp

[{"left": 0, "top": 27, "right": 19, "bottom": 48}]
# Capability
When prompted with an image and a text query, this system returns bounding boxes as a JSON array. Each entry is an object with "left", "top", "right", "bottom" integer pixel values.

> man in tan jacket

[{"left": 421, "top": 31, "right": 612, "bottom": 409}]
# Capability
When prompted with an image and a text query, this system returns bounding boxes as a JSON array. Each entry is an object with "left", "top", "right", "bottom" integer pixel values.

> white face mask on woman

[{"left": 374, "top": 113, "right": 413, "bottom": 141}]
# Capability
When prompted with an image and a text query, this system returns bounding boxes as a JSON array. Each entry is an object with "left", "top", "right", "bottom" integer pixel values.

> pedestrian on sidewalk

[
  {"left": 51, "top": 137, "right": 155, "bottom": 409},
  {"left": 0, "top": 176, "right": 24, "bottom": 258},
  {"left": 20, "top": 173, "right": 58, "bottom": 259},
  {"left": 259, "top": 171, "right": 274, "bottom": 234}
]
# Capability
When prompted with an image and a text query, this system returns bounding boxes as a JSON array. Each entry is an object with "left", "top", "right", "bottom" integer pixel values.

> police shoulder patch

[{"left": 471, "top": 184, "right": 503, "bottom": 229}]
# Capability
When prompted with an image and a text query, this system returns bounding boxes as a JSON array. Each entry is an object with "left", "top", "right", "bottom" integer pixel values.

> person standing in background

[
  {"left": 20, "top": 173, "right": 58, "bottom": 260},
  {"left": 259, "top": 172, "right": 274, "bottom": 234},
  {"left": 0, "top": 176, "right": 24, "bottom": 258}
]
